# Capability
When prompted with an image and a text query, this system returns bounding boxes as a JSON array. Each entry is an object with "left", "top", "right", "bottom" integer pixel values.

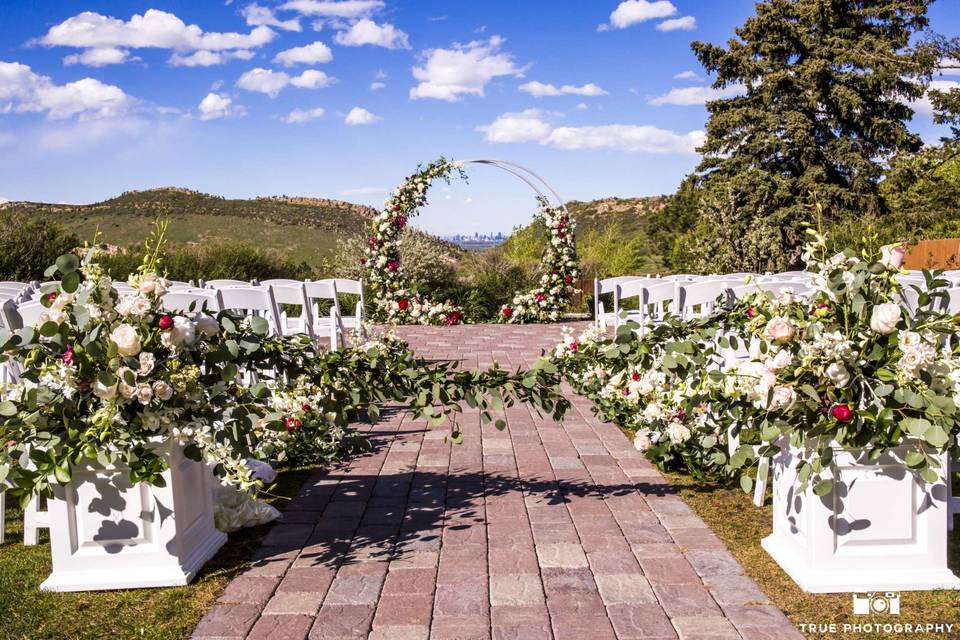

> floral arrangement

[
  {"left": 363, "top": 158, "right": 466, "bottom": 325},
  {"left": 708, "top": 231, "right": 959, "bottom": 494},
  {"left": 551, "top": 320, "right": 735, "bottom": 480},
  {"left": 0, "top": 223, "right": 573, "bottom": 506},
  {"left": 499, "top": 199, "right": 580, "bottom": 324},
  {"left": 548, "top": 230, "right": 960, "bottom": 494}
]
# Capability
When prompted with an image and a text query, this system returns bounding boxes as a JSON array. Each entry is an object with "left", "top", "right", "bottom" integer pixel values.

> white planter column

[
  {"left": 762, "top": 442, "right": 960, "bottom": 593},
  {"left": 40, "top": 443, "right": 227, "bottom": 592}
]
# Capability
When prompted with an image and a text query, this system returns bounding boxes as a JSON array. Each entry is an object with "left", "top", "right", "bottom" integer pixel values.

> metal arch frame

[{"left": 457, "top": 158, "right": 570, "bottom": 216}]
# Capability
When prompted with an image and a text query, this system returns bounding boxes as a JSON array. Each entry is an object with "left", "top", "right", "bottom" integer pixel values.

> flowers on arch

[
  {"left": 363, "top": 158, "right": 466, "bottom": 325},
  {"left": 499, "top": 199, "right": 580, "bottom": 324}
]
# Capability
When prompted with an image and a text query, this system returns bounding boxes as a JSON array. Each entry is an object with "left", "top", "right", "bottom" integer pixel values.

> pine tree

[{"left": 685, "top": 0, "right": 939, "bottom": 271}]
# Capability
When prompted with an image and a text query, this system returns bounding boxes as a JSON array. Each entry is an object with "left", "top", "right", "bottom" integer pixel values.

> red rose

[
  {"left": 285, "top": 416, "right": 302, "bottom": 431},
  {"left": 386, "top": 260, "right": 400, "bottom": 271},
  {"left": 831, "top": 404, "right": 853, "bottom": 422},
  {"left": 367, "top": 237, "right": 378, "bottom": 249},
  {"left": 392, "top": 204, "right": 402, "bottom": 212},
  {"left": 47, "top": 292, "right": 57, "bottom": 302},
  {"left": 569, "top": 341, "right": 579, "bottom": 351},
  {"left": 564, "top": 275, "right": 572, "bottom": 283},
  {"left": 397, "top": 298, "right": 409, "bottom": 311},
  {"left": 394, "top": 215, "right": 407, "bottom": 228},
  {"left": 746, "top": 307, "right": 757, "bottom": 318},
  {"left": 159, "top": 315, "right": 174, "bottom": 330},
  {"left": 301, "top": 403, "right": 311, "bottom": 412},
  {"left": 631, "top": 372, "right": 640, "bottom": 381},
  {"left": 536, "top": 293, "right": 546, "bottom": 302},
  {"left": 622, "top": 388, "right": 630, "bottom": 396},
  {"left": 62, "top": 345, "right": 75, "bottom": 366},
  {"left": 445, "top": 310, "right": 461, "bottom": 325},
  {"left": 502, "top": 306, "right": 512, "bottom": 317}
]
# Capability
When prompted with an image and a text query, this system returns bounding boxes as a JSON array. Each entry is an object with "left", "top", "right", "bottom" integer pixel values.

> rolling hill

[{"left": 0, "top": 188, "right": 380, "bottom": 268}]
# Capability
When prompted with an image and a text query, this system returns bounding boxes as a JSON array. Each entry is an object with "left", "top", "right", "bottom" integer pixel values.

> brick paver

[{"left": 193, "top": 324, "right": 803, "bottom": 640}]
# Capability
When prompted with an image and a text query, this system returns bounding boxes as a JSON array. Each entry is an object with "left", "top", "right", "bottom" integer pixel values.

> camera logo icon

[{"left": 852, "top": 592, "right": 900, "bottom": 615}]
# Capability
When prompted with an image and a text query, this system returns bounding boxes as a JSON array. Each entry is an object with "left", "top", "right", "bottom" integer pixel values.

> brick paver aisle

[{"left": 193, "top": 324, "right": 803, "bottom": 640}]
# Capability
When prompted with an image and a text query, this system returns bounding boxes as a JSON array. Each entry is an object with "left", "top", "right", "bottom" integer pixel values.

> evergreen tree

[{"left": 683, "top": 0, "right": 938, "bottom": 271}]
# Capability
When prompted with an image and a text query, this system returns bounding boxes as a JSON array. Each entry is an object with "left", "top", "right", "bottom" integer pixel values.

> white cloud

[
  {"left": 344, "top": 106, "right": 380, "bottom": 124},
  {"left": 370, "top": 81, "right": 386, "bottom": 90},
  {"left": 198, "top": 92, "right": 245, "bottom": 120},
  {"left": 410, "top": 36, "right": 527, "bottom": 102},
  {"left": 36, "top": 115, "right": 152, "bottom": 152},
  {"left": 937, "top": 59, "right": 960, "bottom": 76},
  {"left": 279, "top": 0, "right": 383, "bottom": 18},
  {"left": 63, "top": 47, "right": 129, "bottom": 67},
  {"left": 600, "top": 0, "right": 676, "bottom": 31},
  {"left": 282, "top": 106, "right": 325, "bottom": 123},
  {"left": 519, "top": 81, "right": 607, "bottom": 97},
  {"left": 375, "top": 69, "right": 387, "bottom": 80},
  {"left": 478, "top": 109, "right": 554, "bottom": 143},
  {"left": 242, "top": 3, "right": 301, "bottom": 31},
  {"left": 333, "top": 19, "right": 410, "bottom": 49},
  {"left": 273, "top": 41, "right": 333, "bottom": 66},
  {"left": 673, "top": 70, "right": 701, "bottom": 80},
  {"left": 575, "top": 102, "right": 588, "bottom": 110},
  {"left": 170, "top": 50, "right": 254, "bottom": 67},
  {"left": 657, "top": 16, "right": 696, "bottom": 31},
  {"left": 478, "top": 109, "right": 703, "bottom": 154},
  {"left": 236, "top": 68, "right": 333, "bottom": 97},
  {"left": 910, "top": 80, "right": 960, "bottom": 116},
  {"left": 0, "top": 61, "right": 132, "bottom": 120},
  {"left": 36, "top": 9, "right": 276, "bottom": 67},
  {"left": 648, "top": 84, "right": 745, "bottom": 106}
]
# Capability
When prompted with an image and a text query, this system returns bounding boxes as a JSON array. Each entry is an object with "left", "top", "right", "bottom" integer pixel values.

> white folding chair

[
  {"left": 161, "top": 289, "right": 223, "bottom": 313},
  {"left": 594, "top": 276, "right": 648, "bottom": 329},
  {"left": 269, "top": 283, "right": 314, "bottom": 338},
  {"left": 217, "top": 287, "right": 283, "bottom": 337},
  {"left": 676, "top": 279, "right": 740, "bottom": 321},
  {"left": 616, "top": 280, "right": 678, "bottom": 333},
  {"left": 303, "top": 281, "right": 342, "bottom": 349},
  {"left": 167, "top": 280, "right": 195, "bottom": 290},
  {"left": 325, "top": 279, "right": 364, "bottom": 339},
  {"left": 13, "top": 300, "right": 48, "bottom": 328},
  {"left": 205, "top": 279, "right": 258, "bottom": 289}
]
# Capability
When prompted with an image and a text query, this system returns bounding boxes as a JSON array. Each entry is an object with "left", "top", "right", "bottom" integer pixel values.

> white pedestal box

[
  {"left": 762, "top": 441, "right": 960, "bottom": 593},
  {"left": 40, "top": 443, "right": 227, "bottom": 592}
]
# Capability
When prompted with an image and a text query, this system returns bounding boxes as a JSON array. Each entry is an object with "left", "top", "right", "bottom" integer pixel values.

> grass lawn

[
  {"left": 666, "top": 470, "right": 960, "bottom": 640},
  {"left": 0, "top": 467, "right": 314, "bottom": 640}
]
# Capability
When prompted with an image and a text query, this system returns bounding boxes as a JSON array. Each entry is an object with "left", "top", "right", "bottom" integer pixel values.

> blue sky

[{"left": 1, "top": 0, "right": 958, "bottom": 235}]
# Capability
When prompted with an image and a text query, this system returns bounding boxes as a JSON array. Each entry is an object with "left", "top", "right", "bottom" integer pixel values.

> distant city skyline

[{"left": 0, "top": 1, "right": 956, "bottom": 235}]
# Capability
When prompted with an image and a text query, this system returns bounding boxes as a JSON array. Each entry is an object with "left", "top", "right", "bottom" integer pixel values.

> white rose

[
  {"left": 129, "top": 297, "right": 152, "bottom": 317},
  {"left": 764, "top": 316, "right": 795, "bottom": 343},
  {"left": 825, "top": 362, "right": 851, "bottom": 387},
  {"left": 869, "top": 303, "right": 901, "bottom": 335},
  {"left": 770, "top": 349, "right": 793, "bottom": 371},
  {"left": 93, "top": 378, "right": 118, "bottom": 400},
  {"left": 880, "top": 245, "right": 906, "bottom": 270},
  {"left": 136, "top": 383, "right": 153, "bottom": 405},
  {"left": 141, "top": 411, "right": 161, "bottom": 431},
  {"left": 899, "top": 331, "right": 922, "bottom": 348},
  {"left": 138, "top": 276, "right": 157, "bottom": 295},
  {"left": 195, "top": 316, "right": 219, "bottom": 337},
  {"left": 111, "top": 324, "right": 141, "bottom": 356},
  {"left": 138, "top": 352, "right": 156, "bottom": 376},
  {"left": 768, "top": 385, "right": 796, "bottom": 411},
  {"left": 152, "top": 380, "right": 173, "bottom": 402},
  {"left": 161, "top": 317, "right": 197, "bottom": 349},
  {"left": 634, "top": 431, "right": 653, "bottom": 452},
  {"left": 643, "top": 403, "right": 664, "bottom": 422},
  {"left": 666, "top": 421, "right": 692, "bottom": 444},
  {"left": 115, "top": 297, "right": 134, "bottom": 317}
]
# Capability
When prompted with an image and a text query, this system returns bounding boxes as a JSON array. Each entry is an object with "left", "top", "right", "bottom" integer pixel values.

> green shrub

[
  {"left": 99, "top": 240, "right": 315, "bottom": 282},
  {"left": 0, "top": 213, "right": 79, "bottom": 281}
]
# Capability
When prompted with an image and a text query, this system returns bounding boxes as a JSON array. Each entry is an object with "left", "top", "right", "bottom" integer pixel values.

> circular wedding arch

[{"left": 362, "top": 157, "right": 580, "bottom": 325}]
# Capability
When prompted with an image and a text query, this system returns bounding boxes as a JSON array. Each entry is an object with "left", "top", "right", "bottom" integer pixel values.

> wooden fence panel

[{"left": 904, "top": 239, "right": 960, "bottom": 270}]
